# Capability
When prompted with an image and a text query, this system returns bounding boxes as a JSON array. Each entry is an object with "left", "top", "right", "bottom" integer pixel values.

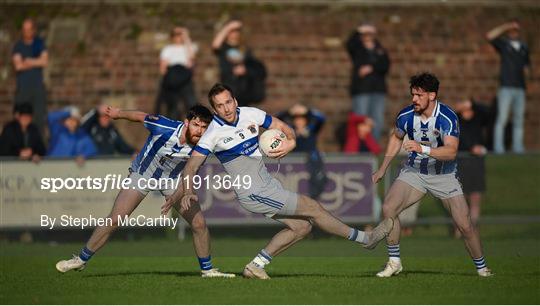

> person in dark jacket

[
  {"left": 486, "top": 20, "right": 530, "bottom": 154},
  {"left": 212, "top": 20, "right": 267, "bottom": 106},
  {"left": 81, "top": 105, "right": 134, "bottom": 156},
  {"left": 0, "top": 103, "right": 46, "bottom": 162},
  {"left": 277, "top": 104, "right": 327, "bottom": 200},
  {"left": 454, "top": 99, "right": 491, "bottom": 237},
  {"left": 346, "top": 23, "right": 390, "bottom": 140},
  {"left": 47, "top": 106, "right": 97, "bottom": 161}
]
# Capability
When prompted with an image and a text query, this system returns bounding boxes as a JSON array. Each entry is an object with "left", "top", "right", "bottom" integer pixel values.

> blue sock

[
  {"left": 387, "top": 244, "right": 400, "bottom": 260},
  {"left": 198, "top": 255, "right": 213, "bottom": 271},
  {"left": 473, "top": 256, "right": 487, "bottom": 270},
  {"left": 79, "top": 246, "right": 95, "bottom": 262}
]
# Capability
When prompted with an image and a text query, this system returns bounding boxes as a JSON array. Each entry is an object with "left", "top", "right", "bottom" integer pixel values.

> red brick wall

[{"left": 1, "top": 3, "right": 539, "bottom": 151}]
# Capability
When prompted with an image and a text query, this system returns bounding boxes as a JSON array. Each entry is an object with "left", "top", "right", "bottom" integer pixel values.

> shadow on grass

[{"left": 83, "top": 271, "right": 201, "bottom": 278}]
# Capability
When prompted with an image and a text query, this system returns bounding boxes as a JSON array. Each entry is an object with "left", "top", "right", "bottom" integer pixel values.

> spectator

[
  {"left": 454, "top": 99, "right": 490, "bottom": 237},
  {"left": 80, "top": 105, "right": 134, "bottom": 156},
  {"left": 486, "top": 20, "right": 530, "bottom": 154},
  {"left": 47, "top": 106, "right": 97, "bottom": 162},
  {"left": 212, "top": 20, "right": 267, "bottom": 106},
  {"left": 11, "top": 18, "right": 48, "bottom": 135},
  {"left": 345, "top": 23, "right": 390, "bottom": 140},
  {"left": 0, "top": 103, "right": 46, "bottom": 162},
  {"left": 277, "top": 104, "right": 327, "bottom": 199},
  {"left": 343, "top": 113, "right": 381, "bottom": 154},
  {"left": 156, "top": 26, "right": 198, "bottom": 120}
]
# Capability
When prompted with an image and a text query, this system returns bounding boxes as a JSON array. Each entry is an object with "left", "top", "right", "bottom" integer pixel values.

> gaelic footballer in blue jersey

[
  {"left": 56, "top": 105, "right": 235, "bottom": 278},
  {"left": 372, "top": 73, "right": 492, "bottom": 277},
  {"left": 165, "top": 83, "right": 395, "bottom": 280}
]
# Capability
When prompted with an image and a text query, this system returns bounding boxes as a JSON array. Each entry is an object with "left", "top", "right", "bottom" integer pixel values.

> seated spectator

[
  {"left": 212, "top": 20, "right": 267, "bottom": 106},
  {"left": 343, "top": 113, "right": 381, "bottom": 154},
  {"left": 81, "top": 105, "right": 134, "bottom": 156},
  {"left": 0, "top": 103, "right": 46, "bottom": 162},
  {"left": 277, "top": 104, "right": 327, "bottom": 199},
  {"left": 47, "top": 106, "right": 97, "bottom": 160}
]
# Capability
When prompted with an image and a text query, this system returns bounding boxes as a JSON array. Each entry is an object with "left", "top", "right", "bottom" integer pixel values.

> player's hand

[
  {"left": 180, "top": 194, "right": 198, "bottom": 212},
  {"left": 403, "top": 140, "right": 422, "bottom": 153},
  {"left": 161, "top": 196, "right": 176, "bottom": 215},
  {"left": 372, "top": 169, "right": 385, "bottom": 184},
  {"left": 104, "top": 105, "right": 120, "bottom": 119},
  {"left": 268, "top": 139, "right": 296, "bottom": 159}
]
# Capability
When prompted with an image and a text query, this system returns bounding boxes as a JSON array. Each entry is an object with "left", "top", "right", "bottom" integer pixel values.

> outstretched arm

[
  {"left": 212, "top": 20, "right": 242, "bottom": 51},
  {"left": 486, "top": 22, "right": 518, "bottom": 41},
  {"left": 104, "top": 106, "right": 147, "bottom": 122},
  {"left": 372, "top": 132, "right": 403, "bottom": 183}
]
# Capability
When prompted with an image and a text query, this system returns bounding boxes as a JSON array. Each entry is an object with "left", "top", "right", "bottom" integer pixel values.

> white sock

[
  {"left": 348, "top": 228, "right": 368, "bottom": 244},
  {"left": 251, "top": 249, "right": 272, "bottom": 268}
]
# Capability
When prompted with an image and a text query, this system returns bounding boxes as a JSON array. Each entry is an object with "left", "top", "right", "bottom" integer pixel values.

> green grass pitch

[{"left": 1, "top": 223, "right": 539, "bottom": 304}]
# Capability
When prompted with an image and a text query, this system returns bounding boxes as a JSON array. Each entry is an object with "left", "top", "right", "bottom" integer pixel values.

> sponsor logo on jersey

[
  {"left": 224, "top": 137, "right": 234, "bottom": 144},
  {"left": 433, "top": 129, "right": 440, "bottom": 137},
  {"left": 248, "top": 124, "right": 257, "bottom": 134}
]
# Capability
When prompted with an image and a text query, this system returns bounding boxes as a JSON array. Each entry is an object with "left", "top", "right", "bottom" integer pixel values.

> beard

[{"left": 185, "top": 129, "right": 200, "bottom": 146}]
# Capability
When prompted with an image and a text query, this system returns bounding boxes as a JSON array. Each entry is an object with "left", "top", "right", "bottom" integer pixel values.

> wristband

[{"left": 421, "top": 145, "right": 431, "bottom": 155}]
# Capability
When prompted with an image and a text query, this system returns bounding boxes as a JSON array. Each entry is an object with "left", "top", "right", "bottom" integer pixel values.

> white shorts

[
  {"left": 396, "top": 167, "right": 464, "bottom": 200},
  {"left": 236, "top": 176, "right": 298, "bottom": 218},
  {"left": 127, "top": 171, "right": 178, "bottom": 197}
]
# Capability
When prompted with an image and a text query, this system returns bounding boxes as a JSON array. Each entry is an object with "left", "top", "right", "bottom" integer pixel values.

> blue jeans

[
  {"left": 352, "top": 93, "right": 386, "bottom": 140},
  {"left": 494, "top": 87, "right": 526, "bottom": 153}
]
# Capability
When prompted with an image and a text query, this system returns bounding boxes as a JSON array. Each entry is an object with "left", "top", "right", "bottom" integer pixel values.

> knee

[
  {"left": 190, "top": 215, "right": 207, "bottom": 234},
  {"left": 457, "top": 223, "right": 475, "bottom": 238},
  {"left": 382, "top": 205, "right": 397, "bottom": 218},
  {"left": 109, "top": 215, "right": 122, "bottom": 228},
  {"left": 292, "top": 221, "right": 312, "bottom": 239}
]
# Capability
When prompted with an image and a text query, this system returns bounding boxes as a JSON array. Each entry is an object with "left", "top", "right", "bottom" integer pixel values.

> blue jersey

[
  {"left": 395, "top": 101, "right": 460, "bottom": 175},
  {"left": 130, "top": 115, "right": 192, "bottom": 179}
]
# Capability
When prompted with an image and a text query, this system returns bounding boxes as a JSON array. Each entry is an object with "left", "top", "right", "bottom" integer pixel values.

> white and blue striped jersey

[
  {"left": 395, "top": 101, "right": 460, "bottom": 175},
  {"left": 193, "top": 107, "right": 272, "bottom": 162},
  {"left": 130, "top": 115, "right": 192, "bottom": 179}
]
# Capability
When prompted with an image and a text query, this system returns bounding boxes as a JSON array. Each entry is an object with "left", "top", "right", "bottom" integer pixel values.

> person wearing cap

[
  {"left": 0, "top": 103, "right": 46, "bottom": 162},
  {"left": 12, "top": 18, "right": 48, "bottom": 135},
  {"left": 212, "top": 20, "right": 267, "bottom": 106},
  {"left": 47, "top": 106, "right": 97, "bottom": 161},
  {"left": 345, "top": 23, "right": 390, "bottom": 141},
  {"left": 486, "top": 20, "right": 530, "bottom": 154}
]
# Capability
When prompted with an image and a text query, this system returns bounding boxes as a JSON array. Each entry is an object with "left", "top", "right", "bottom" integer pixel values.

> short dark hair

[
  {"left": 14, "top": 103, "right": 33, "bottom": 115},
  {"left": 207, "top": 83, "right": 235, "bottom": 108},
  {"left": 409, "top": 72, "right": 439, "bottom": 94},
  {"left": 186, "top": 104, "right": 213, "bottom": 124}
]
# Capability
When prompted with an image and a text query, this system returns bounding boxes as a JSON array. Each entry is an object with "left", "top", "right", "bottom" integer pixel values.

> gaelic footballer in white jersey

[
  {"left": 166, "top": 83, "right": 394, "bottom": 280},
  {"left": 56, "top": 105, "right": 235, "bottom": 278},
  {"left": 372, "top": 73, "right": 492, "bottom": 278}
]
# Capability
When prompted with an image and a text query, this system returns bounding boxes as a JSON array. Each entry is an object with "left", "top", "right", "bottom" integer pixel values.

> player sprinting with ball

[
  {"left": 372, "top": 73, "right": 493, "bottom": 277},
  {"left": 163, "top": 83, "right": 394, "bottom": 279}
]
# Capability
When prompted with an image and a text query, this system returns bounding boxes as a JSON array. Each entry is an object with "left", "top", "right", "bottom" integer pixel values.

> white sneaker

[
  {"left": 201, "top": 268, "right": 236, "bottom": 278},
  {"left": 376, "top": 260, "right": 403, "bottom": 277},
  {"left": 477, "top": 267, "right": 494, "bottom": 277},
  {"left": 364, "top": 217, "right": 395, "bottom": 250},
  {"left": 56, "top": 255, "right": 86, "bottom": 273},
  {"left": 243, "top": 262, "right": 270, "bottom": 279}
]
